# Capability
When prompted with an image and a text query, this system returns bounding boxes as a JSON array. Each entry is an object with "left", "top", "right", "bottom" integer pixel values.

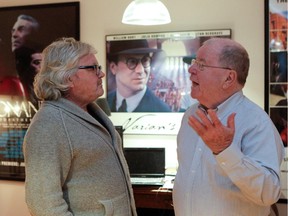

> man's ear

[
  {"left": 223, "top": 70, "right": 237, "bottom": 89},
  {"left": 67, "top": 75, "right": 75, "bottom": 88},
  {"left": 109, "top": 62, "right": 117, "bottom": 75}
]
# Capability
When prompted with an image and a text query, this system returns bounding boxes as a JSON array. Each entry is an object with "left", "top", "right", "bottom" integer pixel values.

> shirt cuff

[{"left": 215, "top": 144, "right": 243, "bottom": 171}]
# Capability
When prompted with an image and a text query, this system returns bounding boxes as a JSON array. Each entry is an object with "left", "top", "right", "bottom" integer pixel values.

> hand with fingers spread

[
  {"left": 173, "top": 37, "right": 285, "bottom": 216},
  {"left": 188, "top": 109, "right": 236, "bottom": 154}
]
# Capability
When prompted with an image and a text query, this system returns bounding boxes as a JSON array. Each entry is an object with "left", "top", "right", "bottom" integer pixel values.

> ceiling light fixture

[{"left": 122, "top": 0, "right": 171, "bottom": 25}]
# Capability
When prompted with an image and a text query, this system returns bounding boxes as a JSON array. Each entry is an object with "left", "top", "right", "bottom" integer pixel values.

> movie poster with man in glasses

[{"left": 105, "top": 30, "right": 231, "bottom": 135}]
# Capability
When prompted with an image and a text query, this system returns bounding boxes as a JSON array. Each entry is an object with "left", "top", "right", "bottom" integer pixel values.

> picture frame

[
  {"left": 0, "top": 2, "right": 80, "bottom": 181},
  {"left": 264, "top": 0, "right": 287, "bottom": 149},
  {"left": 105, "top": 29, "right": 231, "bottom": 135}
]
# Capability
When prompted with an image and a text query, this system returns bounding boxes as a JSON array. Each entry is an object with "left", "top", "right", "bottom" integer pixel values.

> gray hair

[
  {"left": 204, "top": 38, "right": 250, "bottom": 86},
  {"left": 34, "top": 37, "right": 97, "bottom": 100},
  {"left": 17, "top": 14, "right": 39, "bottom": 31}
]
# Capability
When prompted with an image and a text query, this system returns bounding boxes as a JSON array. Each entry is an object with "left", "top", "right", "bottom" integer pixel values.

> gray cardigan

[{"left": 23, "top": 98, "right": 137, "bottom": 216}]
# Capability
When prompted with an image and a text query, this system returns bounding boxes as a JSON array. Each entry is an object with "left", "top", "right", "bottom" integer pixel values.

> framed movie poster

[
  {"left": 105, "top": 29, "right": 231, "bottom": 135},
  {"left": 0, "top": 2, "right": 80, "bottom": 180},
  {"left": 265, "top": 0, "right": 287, "bottom": 149}
]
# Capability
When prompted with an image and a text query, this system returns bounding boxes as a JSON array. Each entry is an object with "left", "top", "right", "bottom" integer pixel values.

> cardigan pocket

[
  {"left": 99, "top": 192, "right": 131, "bottom": 216},
  {"left": 99, "top": 199, "right": 113, "bottom": 216}
]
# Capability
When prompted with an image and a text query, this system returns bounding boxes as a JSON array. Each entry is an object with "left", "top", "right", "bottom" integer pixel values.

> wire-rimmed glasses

[
  {"left": 123, "top": 56, "right": 152, "bottom": 70},
  {"left": 191, "top": 59, "right": 232, "bottom": 71}
]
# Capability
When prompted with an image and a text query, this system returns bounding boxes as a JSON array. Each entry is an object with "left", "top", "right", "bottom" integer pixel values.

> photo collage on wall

[{"left": 268, "top": 0, "right": 287, "bottom": 148}]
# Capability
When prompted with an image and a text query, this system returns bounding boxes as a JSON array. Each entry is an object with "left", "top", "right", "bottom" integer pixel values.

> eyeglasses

[
  {"left": 191, "top": 59, "right": 232, "bottom": 71},
  {"left": 124, "top": 56, "right": 152, "bottom": 70},
  {"left": 78, "top": 64, "right": 102, "bottom": 77}
]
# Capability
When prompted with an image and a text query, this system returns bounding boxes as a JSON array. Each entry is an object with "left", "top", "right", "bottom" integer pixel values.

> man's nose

[
  {"left": 188, "top": 65, "right": 196, "bottom": 74},
  {"left": 134, "top": 61, "right": 145, "bottom": 71},
  {"left": 99, "top": 70, "right": 105, "bottom": 78},
  {"left": 12, "top": 30, "right": 19, "bottom": 38}
]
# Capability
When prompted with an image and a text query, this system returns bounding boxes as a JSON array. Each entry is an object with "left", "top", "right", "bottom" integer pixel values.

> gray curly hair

[{"left": 33, "top": 37, "right": 97, "bottom": 101}]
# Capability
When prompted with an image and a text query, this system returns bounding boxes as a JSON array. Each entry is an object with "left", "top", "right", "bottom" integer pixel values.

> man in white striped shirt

[{"left": 173, "top": 38, "right": 284, "bottom": 216}]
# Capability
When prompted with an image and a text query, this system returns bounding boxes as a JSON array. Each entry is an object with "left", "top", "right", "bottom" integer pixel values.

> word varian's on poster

[{"left": 0, "top": 97, "right": 38, "bottom": 180}]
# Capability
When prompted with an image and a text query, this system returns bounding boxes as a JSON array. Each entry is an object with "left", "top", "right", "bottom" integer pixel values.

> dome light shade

[{"left": 122, "top": 0, "right": 171, "bottom": 25}]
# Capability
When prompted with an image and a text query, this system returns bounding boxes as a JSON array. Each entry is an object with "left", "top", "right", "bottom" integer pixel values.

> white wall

[{"left": 0, "top": 0, "right": 269, "bottom": 215}]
